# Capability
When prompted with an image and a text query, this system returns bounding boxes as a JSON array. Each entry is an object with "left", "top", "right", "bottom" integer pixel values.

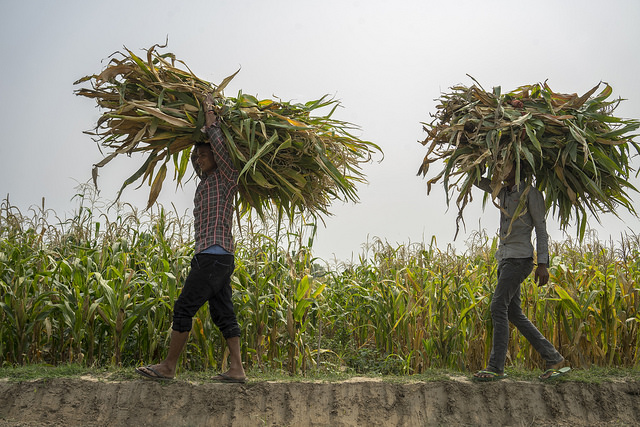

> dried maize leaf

[{"left": 418, "top": 77, "right": 640, "bottom": 239}]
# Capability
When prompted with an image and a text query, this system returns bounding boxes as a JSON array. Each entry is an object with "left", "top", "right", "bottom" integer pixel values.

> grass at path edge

[{"left": 0, "top": 364, "right": 637, "bottom": 385}]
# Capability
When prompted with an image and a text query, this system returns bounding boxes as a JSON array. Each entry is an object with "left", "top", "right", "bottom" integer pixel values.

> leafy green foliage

[
  {"left": 418, "top": 77, "right": 640, "bottom": 239},
  {"left": 1, "top": 196, "right": 639, "bottom": 374},
  {"left": 74, "top": 43, "right": 381, "bottom": 222}
]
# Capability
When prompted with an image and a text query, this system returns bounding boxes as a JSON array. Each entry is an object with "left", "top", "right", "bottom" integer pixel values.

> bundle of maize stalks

[
  {"left": 417, "top": 77, "right": 640, "bottom": 239},
  {"left": 74, "top": 43, "right": 380, "bottom": 220}
]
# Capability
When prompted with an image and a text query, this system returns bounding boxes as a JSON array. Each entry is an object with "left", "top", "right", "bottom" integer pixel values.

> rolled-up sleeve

[{"left": 206, "top": 126, "right": 238, "bottom": 183}]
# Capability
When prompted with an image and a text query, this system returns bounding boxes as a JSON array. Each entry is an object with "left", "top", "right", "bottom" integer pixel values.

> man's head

[
  {"left": 504, "top": 160, "right": 531, "bottom": 187},
  {"left": 505, "top": 164, "right": 517, "bottom": 186},
  {"left": 194, "top": 143, "right": 217, "bottom": 176}
]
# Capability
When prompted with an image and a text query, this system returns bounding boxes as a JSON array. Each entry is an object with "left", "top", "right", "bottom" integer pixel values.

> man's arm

[
  {"left": 529, "top": 187, "right": 550, "bottom": 285},
  {"left": 474, "top": 176, "right": 492, "bottom": 193},
  {"left": 534, "top": 263, "right": 549, "bottom": 286},
  {"left": 203, "top": 95, "right": 238, "bottom": 182},
  {"left": 205, "top": 126, "right": 238, "bottom": 180}
]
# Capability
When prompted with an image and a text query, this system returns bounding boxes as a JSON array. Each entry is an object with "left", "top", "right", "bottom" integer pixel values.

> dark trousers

[
  {"left": 172, "top": 253, "right": 240, "bottom": 339},
  {"left": 488, "top": 258, "right": 562, "bottom": 372}
]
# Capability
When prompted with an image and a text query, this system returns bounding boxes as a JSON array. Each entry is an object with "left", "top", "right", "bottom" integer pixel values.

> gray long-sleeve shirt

[{"left": 476, "top": 178, "right": 549, "bottom": 264}]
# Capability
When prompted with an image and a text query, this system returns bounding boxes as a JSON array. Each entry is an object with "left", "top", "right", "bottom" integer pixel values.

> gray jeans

[{"left": 487, "top": 258, "right": 563, "bottom": 373}]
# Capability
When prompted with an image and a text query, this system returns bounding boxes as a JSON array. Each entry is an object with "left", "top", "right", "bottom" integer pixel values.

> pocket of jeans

[
  {"left": 215, "top": 256, "right": 234, "bottom": 270},
  {"left": 199, "top": 254, "right": 233, "bottom": 270},
  {"left": 205, "top": 258, "right": 234, "bottom": 283},
  {"left": 519, "top": 258, "right": 534, "bottom": 279},
  {"left": 194, "top": 254, "right": 219, "bottom": 270}
]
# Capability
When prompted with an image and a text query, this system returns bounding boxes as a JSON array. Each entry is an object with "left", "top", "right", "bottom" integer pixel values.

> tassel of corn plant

[
  {"left": 74, "top": 43, "right": 381, "bottom": 221},
  {"left": 417, "top": 76, "right": 640, "bottom": 239}
]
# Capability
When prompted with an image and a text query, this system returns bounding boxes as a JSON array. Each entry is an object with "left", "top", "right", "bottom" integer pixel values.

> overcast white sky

[{"left": 1, "top": 0, "right": 639, "bottom": 263}]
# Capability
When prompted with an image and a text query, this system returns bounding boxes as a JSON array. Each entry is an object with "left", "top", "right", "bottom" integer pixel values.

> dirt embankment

[{"left": 1, "top": 376, "right": 639, "bottom": 426}]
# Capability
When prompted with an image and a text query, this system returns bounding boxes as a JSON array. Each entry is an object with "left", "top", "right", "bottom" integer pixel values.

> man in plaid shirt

[{"left": 136, "top": 95, "right": 246, "bottom": 383}]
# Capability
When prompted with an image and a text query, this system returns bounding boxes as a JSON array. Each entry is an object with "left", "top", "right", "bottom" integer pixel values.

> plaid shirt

[{"left": 191, "top": 125, "right": 239, "bottom": 254}]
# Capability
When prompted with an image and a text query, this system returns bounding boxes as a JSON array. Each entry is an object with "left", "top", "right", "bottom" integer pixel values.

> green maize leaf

[
  {"left": 554, "top": 285, "right": 583, "bottom": 317},
  {"left": 524, "top": 123, "right": 543, "bottom": 158},
  {"left": 281, "top": 169, "right": 308, "bottom": 189},
  {"left": 251, "top": 170, "right": 276, "bottom": 189},
  {"left": 113, "top": 152, "right": 158, "bottom": 203}
]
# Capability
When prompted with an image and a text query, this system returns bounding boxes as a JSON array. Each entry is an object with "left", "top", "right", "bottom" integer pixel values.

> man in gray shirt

[{"left": 473, "top": 163, "right": 567, "bottom": 381}]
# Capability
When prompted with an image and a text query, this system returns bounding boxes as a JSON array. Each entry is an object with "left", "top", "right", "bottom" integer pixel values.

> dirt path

[{"left": 1, "top": 376, "right": 639, "bottom": 426}]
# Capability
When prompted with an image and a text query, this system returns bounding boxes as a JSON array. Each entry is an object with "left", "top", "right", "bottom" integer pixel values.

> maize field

[{"left": 1, "top": 192, "right": 638, "bottom": 374}]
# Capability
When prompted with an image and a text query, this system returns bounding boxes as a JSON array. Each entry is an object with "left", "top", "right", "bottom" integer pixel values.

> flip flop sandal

[
  {"left": 539, "top": 366, "right": 571, "bottom": 380},
  {"left": 212, "top": 372, "right": 247, "bottom": 384},
  {"left": 472, "top": 370, "right": 507, "bottom": 382},
  {"left": 135, "top": 365, "right": 174, "bottom": 381}
]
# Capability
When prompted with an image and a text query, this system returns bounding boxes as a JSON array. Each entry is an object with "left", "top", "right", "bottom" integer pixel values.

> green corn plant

[
  {"left": 2, "top": 191, "right": 640, "bottom": 372},
  {"left": 93, "top": 266, "right": 159, "bottom": 366},
  {"left": 285, "top": 273, "right": 325, "bottom": 374},
  {"left": 0, "top": 273, "right": 55, "bottom": 365},
  {"left": 0, "top": 201, "right": 56, "bottom": 365},
  {"left": 233, "top": 254, "right": 280, "bottom": 369}
]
